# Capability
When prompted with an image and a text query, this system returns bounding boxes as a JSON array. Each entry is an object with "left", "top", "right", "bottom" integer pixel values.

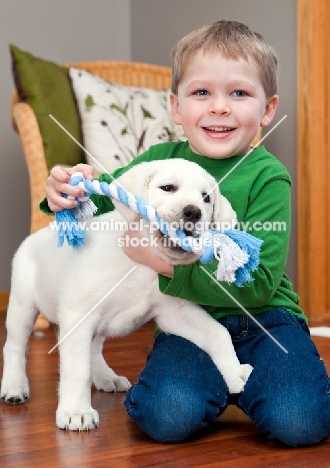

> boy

[{"left": 44, "top": 20, "right": 330, "bottom": 446}]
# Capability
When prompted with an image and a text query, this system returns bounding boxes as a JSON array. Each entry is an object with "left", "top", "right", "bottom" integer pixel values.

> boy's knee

[
  {"left": 124, "top": 378, "right": 219, "bottom": 443},
  {"left": 256, "top": 398, "right": 330, "bottom": 447}
]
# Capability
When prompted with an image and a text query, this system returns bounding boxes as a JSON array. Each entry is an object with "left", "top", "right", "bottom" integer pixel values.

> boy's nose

[{"left": 209, "top": 97, "right": 231, "bottom": 115}]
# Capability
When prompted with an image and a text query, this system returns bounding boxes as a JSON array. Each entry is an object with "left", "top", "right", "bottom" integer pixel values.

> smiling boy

[
  {"left": 45, "top": 20, "right": 330, "bottom": 447},
  {"left": 170, "top": 52, "right": 277, "bottom": 160}
]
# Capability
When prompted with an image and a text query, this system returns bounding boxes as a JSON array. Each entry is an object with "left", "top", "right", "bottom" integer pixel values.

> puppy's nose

[{"left": 182, "top": 205, "right": 201, "bottom": 231}]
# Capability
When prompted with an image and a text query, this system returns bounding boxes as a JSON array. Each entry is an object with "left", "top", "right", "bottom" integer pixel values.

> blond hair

[{"left": 171, "top": 20, "right": 278, "bottom": 98}]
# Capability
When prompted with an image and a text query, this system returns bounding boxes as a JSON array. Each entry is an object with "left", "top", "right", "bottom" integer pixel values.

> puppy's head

[{"left": 114, "top": 159, "right": 237, "bottom": 265}]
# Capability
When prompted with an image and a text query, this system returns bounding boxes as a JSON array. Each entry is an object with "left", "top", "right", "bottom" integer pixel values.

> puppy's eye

[
  {"left": 202, "top": 192, "right": 210, "bottom": 203},
  {"left": 160, "top": 184, "right": 176, "bottom": 192}
]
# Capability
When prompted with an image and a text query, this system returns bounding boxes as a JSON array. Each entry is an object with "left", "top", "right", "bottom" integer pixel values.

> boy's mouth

[
  {"left": 203, "top": 126, "right": 236, "bottom": 133},
  {"left": 202, "top": 126, "right": 236, "bottom": 139}
]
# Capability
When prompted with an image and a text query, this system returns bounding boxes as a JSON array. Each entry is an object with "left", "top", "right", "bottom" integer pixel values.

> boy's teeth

[{"left": 206, "top": 127, "right": 232, "bottom": 132}]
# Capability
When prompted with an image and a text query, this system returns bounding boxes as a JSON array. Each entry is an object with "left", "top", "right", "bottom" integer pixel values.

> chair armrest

[{"left": 12, "top": 101, "right": 54, "bottom": 233}]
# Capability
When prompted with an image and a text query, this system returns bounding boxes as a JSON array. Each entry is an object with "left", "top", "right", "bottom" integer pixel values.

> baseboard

[{"left": 0, "top": 291, "right": 9, "bottom": 311}]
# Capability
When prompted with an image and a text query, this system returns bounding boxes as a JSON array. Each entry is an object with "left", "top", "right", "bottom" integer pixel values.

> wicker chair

[{"left": 10, "top": 60, "right": 261, "bottom": 329}]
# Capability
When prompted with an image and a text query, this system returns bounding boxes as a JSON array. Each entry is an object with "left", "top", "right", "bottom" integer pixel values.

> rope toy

[{"left": 55, "top": 172, "right": 263, "bottom": 287}]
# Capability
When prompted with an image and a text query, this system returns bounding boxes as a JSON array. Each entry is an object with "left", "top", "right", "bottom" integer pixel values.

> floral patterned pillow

[{"left": 69, "top": 67, "right": 186, "bottom": 174}]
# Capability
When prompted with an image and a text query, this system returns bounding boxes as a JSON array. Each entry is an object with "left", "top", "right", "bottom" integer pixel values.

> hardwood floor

[{"left": 0, "top": 309, "right": 330, "bottom": 467}]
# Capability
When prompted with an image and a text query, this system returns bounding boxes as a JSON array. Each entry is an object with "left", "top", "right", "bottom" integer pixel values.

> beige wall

[
  {"left": 0, "top": 0, "right": 297, "bottom": 290},
  {"left": 131, "top": 0, "right": 297, "bottom": 285}
]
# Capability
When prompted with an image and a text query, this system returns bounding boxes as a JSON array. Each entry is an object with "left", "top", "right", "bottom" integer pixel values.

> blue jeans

[{"left": 124, "top": 308, "right": 330, "bottom": 446}]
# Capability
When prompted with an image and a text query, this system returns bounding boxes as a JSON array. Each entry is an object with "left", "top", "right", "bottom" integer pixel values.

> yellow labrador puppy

[{"left": 1, "top": 159, "right": 252, "bottom": 431}]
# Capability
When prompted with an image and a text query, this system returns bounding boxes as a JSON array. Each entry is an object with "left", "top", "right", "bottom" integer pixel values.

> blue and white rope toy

[{"left": 56, "top": 172, "right": 263, "bottom": 287}]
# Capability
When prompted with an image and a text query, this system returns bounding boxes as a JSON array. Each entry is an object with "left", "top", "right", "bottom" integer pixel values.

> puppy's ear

[
  {"left": 212, "top": 190, "right": 237, "bottom": 229},
  {"left": 112, "top": 162, "right": 156, "bottom": 222}
]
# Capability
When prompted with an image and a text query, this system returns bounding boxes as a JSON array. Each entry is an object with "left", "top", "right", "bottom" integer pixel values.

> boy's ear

[
  {"left": 261, "top": 95, "right": 279, "bottom": 128},
  {"left": 170, "top": 93, "right": 182, "bottom": 125}
]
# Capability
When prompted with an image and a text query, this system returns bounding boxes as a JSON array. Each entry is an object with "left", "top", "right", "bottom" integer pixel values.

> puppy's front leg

[
  {"left": 56, "top": 319, "right": 99, "bottom": 431},
  {"left": 155, "top": 298, "right": 253, "bottom": 394},
  {"left": 1, "top": 293, "right": 38, "bottom": 404},
  {"left": 91, "top": 334, "right": 131, "bottom": 392}
]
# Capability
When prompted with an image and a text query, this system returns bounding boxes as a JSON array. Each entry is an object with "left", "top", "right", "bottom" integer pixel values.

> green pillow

[{"left": 10, "top": 44, "right": 84, "bottom": 170}]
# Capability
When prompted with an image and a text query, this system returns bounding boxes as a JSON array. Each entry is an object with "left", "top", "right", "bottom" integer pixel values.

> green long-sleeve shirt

[{"left": 40, "top": 141, "right": 305, "bottom": 321}]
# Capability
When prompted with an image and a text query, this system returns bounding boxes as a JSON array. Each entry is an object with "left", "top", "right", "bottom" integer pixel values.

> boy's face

[{"left": 170, "top": 50, "right": 278, "bottom": 159}]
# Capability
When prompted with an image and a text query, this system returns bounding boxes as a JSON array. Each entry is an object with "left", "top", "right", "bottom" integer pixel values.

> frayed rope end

[
  {"left": 212, "top": 230, "right": 263, "bottom": 287},
  {"left": 74, "top": 199, "right": 98, "bottom": 221},
  {"left": 55, "top": 209, "right": 86, "bottom": 250}
]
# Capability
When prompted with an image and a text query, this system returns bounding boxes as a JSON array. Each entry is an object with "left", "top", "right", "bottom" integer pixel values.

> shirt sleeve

[{"left": 158, "top": 177, "right": 291, "bottom": 309}]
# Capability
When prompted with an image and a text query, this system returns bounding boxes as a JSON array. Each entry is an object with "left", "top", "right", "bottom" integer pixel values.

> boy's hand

[
  {"left": 121, "top": 228, "right": 174, "bottom": 278},
  {"left": 46, "top": 164, "right": 94, "bottom": 212}
]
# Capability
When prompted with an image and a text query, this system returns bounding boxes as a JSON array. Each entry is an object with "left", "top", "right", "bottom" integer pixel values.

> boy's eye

[
  {"left": 194, "top": 89, "right": 209, "bottom": 96},
  {"left": 232, "top": 90, "right": 248, "bottom": 97},
  {"left": 160, "top": 184, "right": 177, "bottom": 192},
  {"left": 202, "top": 192, "right": 210, "bottom": 203}
]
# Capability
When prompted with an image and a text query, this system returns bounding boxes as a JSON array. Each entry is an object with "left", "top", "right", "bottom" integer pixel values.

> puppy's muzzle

[{"left": 182, "top": 205, "right": 201, "bottom": 236}]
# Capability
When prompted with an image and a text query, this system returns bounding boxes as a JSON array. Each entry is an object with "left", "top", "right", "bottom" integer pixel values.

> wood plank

[
  {"left": 297, "top": 0, "right": 330, "bottom": 321},
  {"left": 0, "top": 292, "right": 9, "bottom": 311},
  {"left": 0, "top": 315, "right": 330, "bottom": 467},
  {"left": 327, "top": 0, "right": 330, "bottom": 313}
]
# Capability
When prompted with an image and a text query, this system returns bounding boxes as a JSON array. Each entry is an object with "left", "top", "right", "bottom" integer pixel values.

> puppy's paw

[
  {"left": 93, "top": 374, "right": 131, "bottom": 392},
  {"left": 56, "top": 407, "right": 100, "bottom": 431},
  {"left": 225, "top": 364, "right": 253, "bottom": 394},
  {"left": 92, "top": 365, "right": 131, "bottom": 392},
  {"left": 0, "top": 375, "right": 29, "bottom": 404},
  {"left": 238, "top": 364, "right": 253, "bottom": 383}
]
